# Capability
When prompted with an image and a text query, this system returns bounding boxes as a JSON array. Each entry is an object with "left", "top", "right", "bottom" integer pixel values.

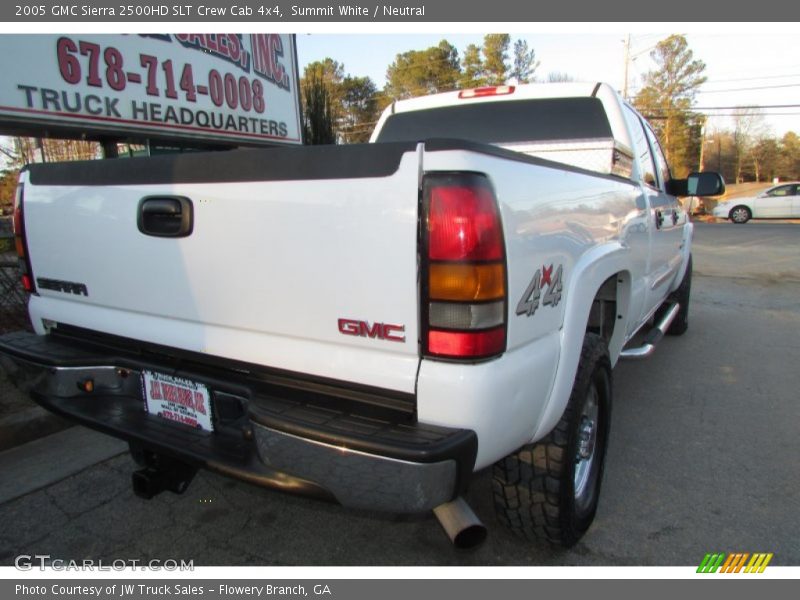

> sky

[{"left": 296, "top": 32, "right": 800, "bottom": 138}]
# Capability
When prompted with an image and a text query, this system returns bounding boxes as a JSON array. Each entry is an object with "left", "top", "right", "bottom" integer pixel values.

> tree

[
  {"left": 1, "top": 137, "right": 98, "bottom": 167},
  {"left": 459, "top": 43, "right": 485, "bottom": 89},
  {"left": 0, "top": 169, "right": 17, "bottom": 215},
  {"left": 751, "top": 137, "right": 780, "bottom": 183},
  {"left": 547, "top": 71, "right": 575, "bottom": 83},
  {"left": 633, "top": 35, "right": 707, "bottom": 177},
  {"left": 301, "top": 68, "right": 335, "bottom": 145},
  {"left": 779, "top": 132, "right": 800, "bottom": 180},
  {"left": 731, "top": 107, "right": 768, "bottom": 183},
  {"left": 482, "top": 34, "right": 510, "bottom": 85},
  {"left": 385, "top": 40, "right": 461, "bottom": 100},
  {"left": 302, "top": 59, "right": 345, "bottom": 119},
  {"left": 339, "top": 76, "right": 379, "bottom": 143},
  {"left": 510, "top": 39, "right": 539, "bottom": 84}
]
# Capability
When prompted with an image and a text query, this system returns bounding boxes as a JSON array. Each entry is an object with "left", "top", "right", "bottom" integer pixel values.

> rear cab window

[{"left": 374, "top": 98, "right": 613, "bottom": 145}]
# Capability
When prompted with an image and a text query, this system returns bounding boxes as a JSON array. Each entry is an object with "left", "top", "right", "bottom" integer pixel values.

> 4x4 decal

[{"left": 515, "top": 264, "right": 564, "bottom": 317}]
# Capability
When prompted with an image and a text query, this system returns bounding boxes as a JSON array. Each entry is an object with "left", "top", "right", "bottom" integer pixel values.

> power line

[
  {"left": 643, "top": 104, "right": 800, "bottom": 112},
  {"left": 697, "top": 82, "right": 800, "bottom": 94},
  {"left": 703, "top": 72, "right": 800, "bottom": 84},
  {"left": 701, "top": 112, "right": 800, "bottom": 117}
]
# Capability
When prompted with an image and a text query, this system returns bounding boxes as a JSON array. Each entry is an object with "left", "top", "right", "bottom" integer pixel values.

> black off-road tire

[
  {"left": 660, "top": 254, "right": 692, "bottom": 336},
  {"left": 492, "top": 333, "right": 612, "bottom": 547}
]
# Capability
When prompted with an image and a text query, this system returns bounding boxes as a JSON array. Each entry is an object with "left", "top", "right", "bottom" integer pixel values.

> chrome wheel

[
  {"left": 574, "top": 384, "right": 599, "bottom": 504},
  {"left": 730, "top": 207, "right": 750, "bottom": 224}
]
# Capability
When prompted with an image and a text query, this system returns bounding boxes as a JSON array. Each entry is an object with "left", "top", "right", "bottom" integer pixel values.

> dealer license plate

[{"left": 142, "top": 370, "right": 214, "bottom": 432}]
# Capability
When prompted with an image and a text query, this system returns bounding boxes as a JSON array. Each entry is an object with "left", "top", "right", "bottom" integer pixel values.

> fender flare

[{"left": 530, "top": 241, "right": 632, "bottom": 442}]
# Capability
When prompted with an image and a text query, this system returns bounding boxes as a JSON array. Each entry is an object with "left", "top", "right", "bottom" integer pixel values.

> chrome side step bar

[{"left": 620, "top": 302, "right": 680, "bottom": 360}]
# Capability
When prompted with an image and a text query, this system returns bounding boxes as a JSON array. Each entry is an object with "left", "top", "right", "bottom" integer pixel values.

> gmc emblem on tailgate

[{"left": 338, "top": 318, "right": 406, "bottom": 343}]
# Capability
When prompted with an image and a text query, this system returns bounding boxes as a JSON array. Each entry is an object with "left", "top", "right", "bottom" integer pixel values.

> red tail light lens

[
  {"left": 428, "top": 184, "right": 503, "bottom": 261},
  {"left": 422, "top": 174, "right": 506, "bottom": 360},
  {"left": 428, "top": 327, "right": 506, "bottom": 357}
]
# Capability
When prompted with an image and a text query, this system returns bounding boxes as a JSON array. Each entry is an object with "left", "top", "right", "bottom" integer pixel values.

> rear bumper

[{"left": 0, "top": 330, "right": 477, "bottom": 514}]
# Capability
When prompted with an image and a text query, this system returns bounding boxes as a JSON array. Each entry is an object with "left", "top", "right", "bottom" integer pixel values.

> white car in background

[{"left": 713, "top": 183, "right": 800, "bottom": 223}]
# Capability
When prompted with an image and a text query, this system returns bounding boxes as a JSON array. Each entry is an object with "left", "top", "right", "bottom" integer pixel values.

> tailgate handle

[{"left": 138, "top": 196, "right": 193, "bottom": 238}]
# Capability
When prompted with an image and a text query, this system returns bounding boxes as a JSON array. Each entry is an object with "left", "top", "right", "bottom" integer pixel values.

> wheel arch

[{"left": 530, "top": 243, "right": 631, "bottom": 442}]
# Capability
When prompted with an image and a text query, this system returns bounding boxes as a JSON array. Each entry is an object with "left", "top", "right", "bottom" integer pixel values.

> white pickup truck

[{"left": 1, "top": 83, "right": 723, "bottom": 549}]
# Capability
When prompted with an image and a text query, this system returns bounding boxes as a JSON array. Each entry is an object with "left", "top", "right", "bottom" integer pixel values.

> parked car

[{"left": 712, "top": 183, "right": 800, "bottom": 223}]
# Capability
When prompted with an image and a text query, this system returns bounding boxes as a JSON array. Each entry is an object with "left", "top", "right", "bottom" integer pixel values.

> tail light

[
  {"left": 421, "top": 173, "right": 507, "bottom": 360},
  {"left": 13, "top": 182, "right": 35, "bottom": 293}
]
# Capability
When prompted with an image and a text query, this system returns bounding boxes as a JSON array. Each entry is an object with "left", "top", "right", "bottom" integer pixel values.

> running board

[{"left": 620, "top": 303, "right": 680, "bottom": 360}]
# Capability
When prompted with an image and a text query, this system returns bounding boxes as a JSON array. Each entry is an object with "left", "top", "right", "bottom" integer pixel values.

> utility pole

[
  {"left": 698, "top": 117, "right": 707, "bottom": 172},
  {"left": 622, "top": 34, "right": 631, "bottom": 101}
]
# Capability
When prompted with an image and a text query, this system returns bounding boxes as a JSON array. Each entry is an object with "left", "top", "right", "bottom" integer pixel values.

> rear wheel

[
  {"left": 729, "top": 206, "right": 751, "bottom": 224},
  {"left": 492, "top": 333, "right": 612, "bottom": 547}
]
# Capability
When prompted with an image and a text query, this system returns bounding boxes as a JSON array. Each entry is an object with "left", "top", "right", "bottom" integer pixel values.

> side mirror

[{"left": 687, "top": 171, "right": 725, "bottom": 197}]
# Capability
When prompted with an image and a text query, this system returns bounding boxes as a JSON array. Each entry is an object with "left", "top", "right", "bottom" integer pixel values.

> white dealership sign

[{"left": 0, "top": 34, "right": 302, "bottom": 146}]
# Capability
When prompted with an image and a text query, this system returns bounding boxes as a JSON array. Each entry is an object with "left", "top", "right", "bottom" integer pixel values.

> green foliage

[
  {"left": 703, "top": 129, "right": 799, "bottom": 183},
  {"left": 301, "top": 68, "right": 336, "bottom": 145},
  {"left": 751, "top": 136, "right": 780, "bottom": 182},
  {"left": 482, "top": 34, "right": 510, "bottom": 85},
  {"left": 301, "top": 59, "right": 380, "bottom": 144},
  {"left": 510, "top": 39, "right": 539, "bottom": 84},
  {"left": 385, "top": 40, "right": 461, "bottom": 100},
  {"left": 459, "top": 44, "right": 485, "bottom": 89},
  {"left": 633, "top": 35, "right": 707, "bottom": 177},
  {"left": 779, "top": 132, "right": 800, "bottom": 180},
  {"left": 339, "top": 75, "right": 380, "bottom": 143}
]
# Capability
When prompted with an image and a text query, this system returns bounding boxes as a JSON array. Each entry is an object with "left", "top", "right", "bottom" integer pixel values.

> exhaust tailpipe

[{"left": 433, "top": 497, "right": 487, "bottom": 550}]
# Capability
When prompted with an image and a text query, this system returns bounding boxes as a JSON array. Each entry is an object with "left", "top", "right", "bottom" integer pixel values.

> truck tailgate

[{"left": 22, "top": 144, "right": 422, "bottom": 394}]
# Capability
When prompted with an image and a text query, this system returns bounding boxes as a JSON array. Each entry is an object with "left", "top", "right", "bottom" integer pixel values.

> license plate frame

[{"left": 142, "top": 370, "right": 214, "bottom": 432}]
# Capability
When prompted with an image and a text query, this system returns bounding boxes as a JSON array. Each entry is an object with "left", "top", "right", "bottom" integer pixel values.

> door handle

[
  {"left": 655, "top": 209, "right": 664, "bottom": 229},
  {"left": 137, "top": 196, "right": 193, "bottom": 238}
]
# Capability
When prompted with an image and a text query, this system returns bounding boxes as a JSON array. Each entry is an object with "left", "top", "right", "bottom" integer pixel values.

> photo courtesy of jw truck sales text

[{"left": 0, "top": 34, "right": 302, "bottom": 145}]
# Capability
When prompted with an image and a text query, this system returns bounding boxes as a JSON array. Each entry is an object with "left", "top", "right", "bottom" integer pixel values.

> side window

[
  {"left": 644, "top": 123, "right": 671, "bottom": 190},
  {"left": 767, "top": 185, "right": 791, "bottom": 197},
  {"left": 623, "top": 105, "right": 657, "bottom": 188}
]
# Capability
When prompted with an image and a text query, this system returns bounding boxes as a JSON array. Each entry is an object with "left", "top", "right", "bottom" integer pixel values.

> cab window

[
  {"left": 644, "top": 123, "right": 671, "bottom": 190},
  {"left": 623, "top": 105, "right": 657, "bottom": 188}
]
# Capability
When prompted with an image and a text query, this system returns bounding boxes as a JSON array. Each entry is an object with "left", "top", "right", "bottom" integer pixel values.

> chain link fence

[{"left": 0, "top": 218, "right": 32, "bottom": 334}]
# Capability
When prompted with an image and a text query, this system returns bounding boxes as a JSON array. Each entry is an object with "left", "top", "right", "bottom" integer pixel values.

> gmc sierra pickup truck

[{"left": 1, "top": 82, "right": 723, "bottom": 549}]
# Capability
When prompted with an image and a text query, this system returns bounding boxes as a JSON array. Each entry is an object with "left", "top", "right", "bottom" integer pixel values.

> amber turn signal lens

[{"left": 429, "top": 262, "right": 505, "bottom": 302}]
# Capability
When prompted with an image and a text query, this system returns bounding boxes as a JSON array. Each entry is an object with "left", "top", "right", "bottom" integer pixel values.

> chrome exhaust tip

[{"left": 433, "top": 497, "right": 487, "bottom": 550}]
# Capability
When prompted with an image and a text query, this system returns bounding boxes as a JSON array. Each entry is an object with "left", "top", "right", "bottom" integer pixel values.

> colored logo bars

[{"left": 697, "top": 553, "right": 774, "bottom": 573}]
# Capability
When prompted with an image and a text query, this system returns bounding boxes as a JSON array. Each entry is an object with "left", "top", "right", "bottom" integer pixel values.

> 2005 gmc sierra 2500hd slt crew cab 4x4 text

[{"left": 0, "top": 82, "right": 723, "bottom": 549}]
